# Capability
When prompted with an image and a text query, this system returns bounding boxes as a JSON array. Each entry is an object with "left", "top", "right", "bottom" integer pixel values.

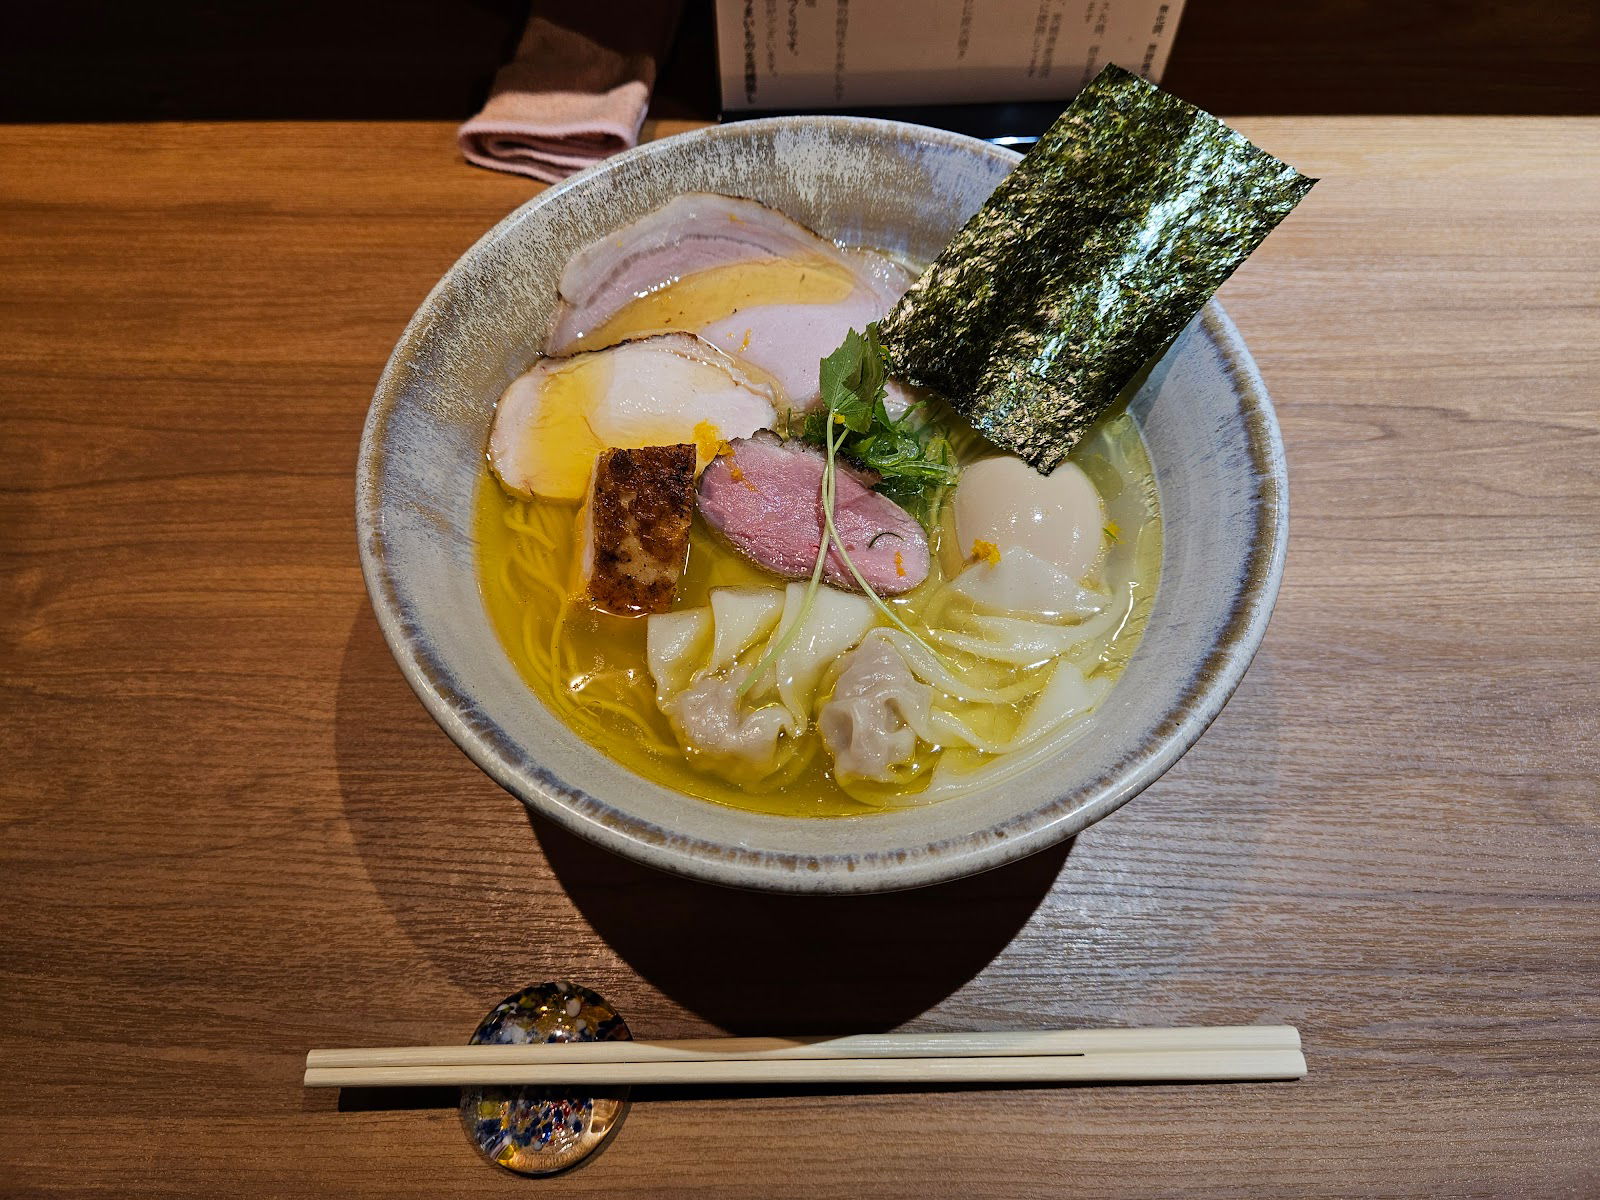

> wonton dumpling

[
  {"left": 645, "top": 584, "right": 875, "bottom": 775},
  {"left": 931, "top": 608, "right": 1121, "bottom": 666},
  {"left": 819, "top": 634, "right": 933, "bottom": 782},
  {"left": 1011, "top": 661, "right": 1109, "bottom": 748},
  {"left": 661, "top": 675, "right": 797, "bottom": 774},
  {"left": 874, "top": 628, "right": 1037, "bottom": 706}
]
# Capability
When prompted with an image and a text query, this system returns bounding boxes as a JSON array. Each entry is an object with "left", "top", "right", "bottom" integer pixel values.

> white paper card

[{"left": 716, "top": 0, "right": 1186, "bottom": 111}]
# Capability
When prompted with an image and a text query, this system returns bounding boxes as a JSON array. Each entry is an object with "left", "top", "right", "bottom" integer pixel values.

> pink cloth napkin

[{"left": 458, "top": 3, "right": 683, "bottom": 182}]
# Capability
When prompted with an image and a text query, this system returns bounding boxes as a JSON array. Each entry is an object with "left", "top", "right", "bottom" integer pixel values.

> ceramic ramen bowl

[{"left": 356, "top": 117, "right": 1288, "bottom": 894}]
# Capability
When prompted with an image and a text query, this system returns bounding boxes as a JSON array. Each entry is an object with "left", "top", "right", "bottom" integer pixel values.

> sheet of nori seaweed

[{"left": 879, "top": 64, "right": 1315, "bottom": 473}]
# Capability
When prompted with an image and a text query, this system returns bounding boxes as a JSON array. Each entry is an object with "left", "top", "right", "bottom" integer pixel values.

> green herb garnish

[
  {"left": 791, "top": 323, "right": 959, "bottom": 530},
  {"left": 817, "top": 325, "right": 884, "bottom": 433},
  {"left": 740, "top": 327, "right": 954, "bottom": 696}
]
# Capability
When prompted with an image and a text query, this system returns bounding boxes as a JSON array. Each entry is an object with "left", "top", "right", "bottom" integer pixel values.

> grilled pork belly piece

[{"left": 581, "top": 444, "right": 697, "bottom": 616}]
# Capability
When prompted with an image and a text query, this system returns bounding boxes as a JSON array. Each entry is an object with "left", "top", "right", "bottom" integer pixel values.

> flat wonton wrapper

[
  {"left": 879, "top": 64, "right": 1316, "bottom": 473},
  {"left": 644, "top": 584, "right": 875, "bottom": 777},
  {"left": 646, "top": 608, "right": 711, "bottom": 705}
]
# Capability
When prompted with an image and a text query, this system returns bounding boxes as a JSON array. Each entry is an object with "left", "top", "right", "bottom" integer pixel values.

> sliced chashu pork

[
  {"left": 545, "top": 193, "right": 916, "bottom": 410},
  {"left": 697, "top": 433, "right": 929, "bottom": 596},
  {"left": 488, "top": 332, "right": 776, "bottom": 501}
]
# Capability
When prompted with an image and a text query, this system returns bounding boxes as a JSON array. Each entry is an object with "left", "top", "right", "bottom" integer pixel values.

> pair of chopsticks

[{"left": 304, "top": 1026, "right": 1304, "bottom": 1088}]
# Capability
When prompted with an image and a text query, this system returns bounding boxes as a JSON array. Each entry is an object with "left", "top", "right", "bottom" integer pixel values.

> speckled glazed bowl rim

[{"left": 357, "top": 116, "right": 1288, "bottom": 894}]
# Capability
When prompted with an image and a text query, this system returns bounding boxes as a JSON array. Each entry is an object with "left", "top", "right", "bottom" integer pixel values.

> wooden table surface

[{"left": 2, "top": 117, "right": 1596, "bottom": 1198}]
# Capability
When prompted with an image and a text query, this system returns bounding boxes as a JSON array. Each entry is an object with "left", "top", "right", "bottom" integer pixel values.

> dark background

[{"left": 3, "top": 0, "right": 1597, "bottom": 122}]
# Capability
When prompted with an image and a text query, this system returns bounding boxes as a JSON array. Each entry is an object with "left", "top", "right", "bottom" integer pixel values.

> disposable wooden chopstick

[
  {"left": 305, "top": 1049, "right": 1304, "bottom": 1088},
  {"left": 303, "top": 1026, "right": 1304, "bottom": 1088},
  {"left": 307, "top": 1025, "right": 1298, "bottom": 1069}
]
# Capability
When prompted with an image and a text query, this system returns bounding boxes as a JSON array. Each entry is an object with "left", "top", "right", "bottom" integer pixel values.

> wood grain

[{"left": 1, "top": 118, "right": 1597, "bottom": 1198}]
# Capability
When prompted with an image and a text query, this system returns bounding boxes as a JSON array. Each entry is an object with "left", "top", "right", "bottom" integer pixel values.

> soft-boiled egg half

[{"left": 954, "top": 456, "right": 1107, "bottom": 582}]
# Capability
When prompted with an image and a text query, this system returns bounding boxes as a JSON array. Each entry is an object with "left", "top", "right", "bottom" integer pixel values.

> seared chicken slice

[
  {"left": 545, "top": 193, "right": 916, "bottom": 410},
  {"left": 488, "top": 332, "right": 776, "bottom": 501}
]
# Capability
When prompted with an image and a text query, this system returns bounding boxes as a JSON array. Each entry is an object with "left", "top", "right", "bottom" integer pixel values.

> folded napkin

[{"left": 459, "top": 2, "right": 683, "bottom": 182}]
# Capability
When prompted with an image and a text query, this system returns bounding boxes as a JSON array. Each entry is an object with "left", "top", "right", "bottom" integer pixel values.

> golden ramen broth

[{"left": 476, "top": 261, "right": 1162, "bottom": 817}]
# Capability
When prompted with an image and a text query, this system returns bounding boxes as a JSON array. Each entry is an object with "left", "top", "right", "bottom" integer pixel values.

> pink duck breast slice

[{"left": 697, "top": 435, "right": 929, "bottom": 596}]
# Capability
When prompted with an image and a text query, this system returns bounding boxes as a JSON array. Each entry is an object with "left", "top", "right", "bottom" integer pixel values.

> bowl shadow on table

[
  {"left": 529, "top": 809, "right": 1074, "bottom": 1034},
  {"left": 336, "top": 602, "right": 1075, "bottom": 1040}
]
